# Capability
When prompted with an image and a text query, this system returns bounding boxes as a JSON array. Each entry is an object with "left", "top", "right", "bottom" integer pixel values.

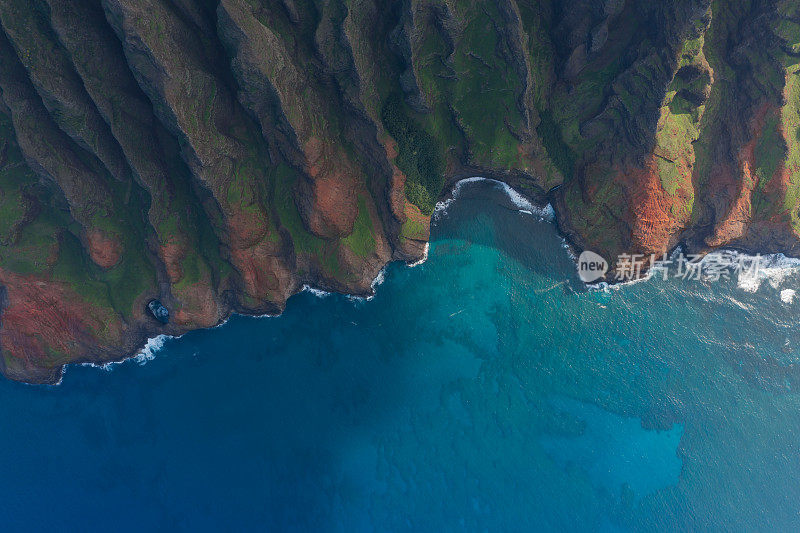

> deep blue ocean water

[{"left": 3, "top": 180, "right": 800, "bottom": 531}]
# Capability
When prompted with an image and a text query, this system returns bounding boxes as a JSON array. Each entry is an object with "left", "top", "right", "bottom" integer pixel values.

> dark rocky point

[{"left": 147, "top": 300, "right": 170, "bottom": 324}]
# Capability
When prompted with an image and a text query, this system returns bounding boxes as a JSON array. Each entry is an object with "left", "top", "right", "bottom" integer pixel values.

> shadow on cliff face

[
  {"left": 431, "top": 178, "right": 586, "bottom": 294},
  {"left": 0, "top": 285, "right": 6, "bottom": 376}
]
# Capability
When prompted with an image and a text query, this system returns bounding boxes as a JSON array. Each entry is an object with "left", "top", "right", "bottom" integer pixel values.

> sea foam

[
  {"left": 732, "top": 252, "right": 800, "bottom": 293},
  {"left": 302, "top": 284, "right": 333, "bottom": 298},
  {"left": 134, "top": 335, "right": 171, "bottom": 365},
  {"left": 74, "top": 333, "right": 173, "bottom": 380},
  {"left": 433, "top": 177, "right": 554, "bottom": 222},
  {"left": 407, "top": 242, "right": 430, "bottom": 268}
]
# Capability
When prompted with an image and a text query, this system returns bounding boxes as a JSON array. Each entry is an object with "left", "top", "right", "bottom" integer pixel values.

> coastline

[
  {"left": 40, "top": 177, "right": 514, "bottom": 386},
  {"left": 14, "top": 176, "right": 800, "bottom": 386}
]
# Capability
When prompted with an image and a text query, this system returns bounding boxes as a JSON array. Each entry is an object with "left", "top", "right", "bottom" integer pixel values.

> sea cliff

[{"left": 1, "top": 0, "right": 800, "bottom": 383}]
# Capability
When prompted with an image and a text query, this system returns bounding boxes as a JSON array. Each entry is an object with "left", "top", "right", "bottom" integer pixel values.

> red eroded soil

[
  {"left": 0, "top": 269, "right": 116, "bottom": 369},
  {"left": 705, "top": 160, "right": 755, "bottom": 246},
  {"left": 226, "top": 202, "right": 270, "bottom": 249},
  {"left": 159, "top": 241, "right": 220, "bottom": 327},
  {"left": 171, "top": 281, "right": 220, "bottom": 328},
  {"left": 618, "top": 157, "right": 679, "bottom": 255},
  {"left": 230, "top": 240, "right": 288, "bottom": 302},
  {"left": 224, "top": 202, "right": 295, "bottom": 302},
  {"left": 86, "top": 229, "right": 123, "bottom": 269},
  {"left": 302, "top": 138, "right": 358, "bottom": 238},
  {"left": 706, "top": 104, "right": 777, "bottom": 246},
  {"left": 312, "top": 177, "right": 357, "bottom": 235},
  {"left": 160, "top": 241, "right": 186, "bottom": 283}
]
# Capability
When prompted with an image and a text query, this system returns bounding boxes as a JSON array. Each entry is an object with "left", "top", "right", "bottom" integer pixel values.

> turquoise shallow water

[{"left": 3, "top": 180, "right": 800, "bottom": 531}]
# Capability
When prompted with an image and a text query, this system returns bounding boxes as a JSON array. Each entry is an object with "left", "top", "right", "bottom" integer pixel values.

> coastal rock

[
  {"left": 147, "top": 300, "right": 170, "bottom": 324},
  {"left": 1, "top": 0, "right": 800, "bottom": 383}
]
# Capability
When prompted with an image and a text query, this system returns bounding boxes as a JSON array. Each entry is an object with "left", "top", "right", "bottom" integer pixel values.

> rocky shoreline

[
  {"left": 2, "top": 0, "right": 800, "bottom": 382},
  {"left": 24, "top": 173, "right": 800, "bottom": 387}
]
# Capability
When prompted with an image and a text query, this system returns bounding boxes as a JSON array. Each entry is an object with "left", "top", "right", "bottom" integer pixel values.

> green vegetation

[
  {"left": 272, "top": 164, "right": 344, "bottom": 278},
  {"left": 656, "top": 110, "right": 698, "bottom": 195},
  {"left": 0, "top": 117, "right": 29, "bottom": 242},
  {"left": 518, "top": 0, "right": 653, "bottom": 187},
  {"left": 563, "top": 174, "right": 627, "bottom": 256},
  {"left": 0, "top": 112, "right": 54, "bottom": 273},
  {"left": 449, "top": 9, "right": 523, "bottom": 168},
  {"left": 0, "top": 216, "right": 56, "bottom": 275},
  {"left": 779, "top": 0, "right": 800, "bottom": 233},
  {"left": 536, "top": 111, "right": 575, "bottom": 180},
  {"left": 273, "top": 165, "right": 326, "bottom": 255},
  {"left": 173, "top": 252, "right": 202, "bottom": 292},
  {"left": 400, "top": 217, "right": 427, "bottom": 241},
  {"left": 226, "top": 157, "right": 268, "bottom": 220},
  {"left": 0, "top": 112, "right": 120, "bottom": 319},
  {"left": 516, "top": 0, "right": 555, "bottom": 107},
  {"left": 754, "top": 116, "right": 786, "bottom": 187},
  {"left": 341, "top": 197, "right": 376, "bottom": 258},
  {"left": 50, "top": 229, "right": 116, "bottom": 313},
  {"left": 783, "top": 73, "right": 800, "bottom": 227},
  {"left": 651, "top": 16, "right": 713, "bottom": 221},
  {"left": 412, "top": 1, "right": 528, "bottom": 169},
  {"left": 381, "top": 92, "right": 445, "bottom": 215},
  {"left": 5, "top": 0, "right": 800, "bottom": 380}
]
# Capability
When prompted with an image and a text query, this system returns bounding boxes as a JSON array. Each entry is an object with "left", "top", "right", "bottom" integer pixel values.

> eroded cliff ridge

[{"left": 0, "top": 0, "right": 799, "bottom": 382}]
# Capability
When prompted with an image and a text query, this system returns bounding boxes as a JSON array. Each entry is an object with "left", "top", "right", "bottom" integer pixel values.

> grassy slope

[
  {"left": 653, "top": 18, "right": 712, "bottom": 221},
  {"left": 0, "top": 112, "right": 120, "bottom": 337},
  {"left": 777, "top": 1, "right": 800, "bottom": 234}
]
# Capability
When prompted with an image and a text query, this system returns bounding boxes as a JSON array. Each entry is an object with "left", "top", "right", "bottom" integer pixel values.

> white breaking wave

[
  {"left": 432, "top": 195, "right": 456, "bottom": 220},
  {"left": 732, "top": 252, "right": 800, "bottom": 293},
  {"left": 301, "top": 264, "right": 388, "bottom": 306},
  {"left": 539, "top": 203, "right": 557, "bottom": 221},
  {"left": 584, "top": 250, "right": 800, "bottom": 294},
  {"left": 432, "top": 196, "right": 455, "bottom": 220},
  {"left": 407, "top": 242, "right": 430, "bottom": 268},
  {"left": 75, "top": 333, "right": 173, "bottom": 378},
  {"left": 433, "top": 177, "right": 554, "bottom": 222},
  {"left": 134, "top": 334, "right": 170, "bottom": 365},
  {"left": 560, "top": 237, "right": 577, "bottom": 261},
  {"left": 586, "top": 272, "right": 654, "bottom": 292},
  {"left": 302, "top": 284, "right": 333, "bottom": 298},
  {"left": 346, "top": 266, "right": 388, "bottom": 303},
  {"left": 371, "top": 267, "right": 387, "bottom": 291}
]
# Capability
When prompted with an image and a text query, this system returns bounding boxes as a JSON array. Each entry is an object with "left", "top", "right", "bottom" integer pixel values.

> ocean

[{"left": 2, "top": 179, "right": 800, "bottom": 531}]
